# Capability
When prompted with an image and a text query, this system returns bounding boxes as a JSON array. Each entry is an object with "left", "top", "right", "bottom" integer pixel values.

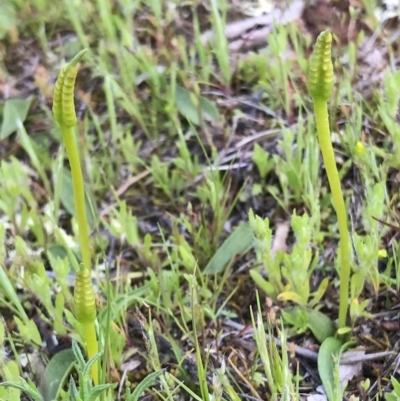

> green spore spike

[
  {"left": 307, "top": 31, "right": 334, "bottom": 101},
  {"left": 74, "top": 268, "right": 96, "bottom": 324},
  {"left": 61, "top": 66, "right": 78, "bottom": 128},
  {"left": 53, "top": 49, "right": 88, "bottom": 128},
  {"left": 52, "top": 68, "right": 66, "bottom": 126}
]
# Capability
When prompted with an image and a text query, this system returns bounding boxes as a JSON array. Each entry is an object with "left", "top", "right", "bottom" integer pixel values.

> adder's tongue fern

[
  {"left": 52, "top": 50, "right": 99, "bottom": 384},
  {"left": 307, "top": 32, "right": 351, "bottom": 330}
]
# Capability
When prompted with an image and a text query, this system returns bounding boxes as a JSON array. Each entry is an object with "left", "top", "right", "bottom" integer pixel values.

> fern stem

[
  {"left": 313, "top": 97, "right": 350, "bottom": 329},
  {"left": 82, "top": 322, "right": 99, "bottom": 385},
  {"left": 61, "top": 126, "right": 91, "bottom": 272}
]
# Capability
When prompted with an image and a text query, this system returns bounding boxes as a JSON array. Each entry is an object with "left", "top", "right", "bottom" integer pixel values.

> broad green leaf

[
  {"left": 47, "top": 244, "right": 69, "bottom": 263},
  {"left": 307, "top": 309, "right": 336, "bottom": 343},
  {"left": 204, "top": 223, "right": 253, "bottom": 274},
  {"left": 126, "top": 369, "right": 166, "bottom": 401},
  {"left": 282, "top": 306, "right": 336, "bottom": 343},
  {"left": 391, "top": 377, "right": 400, "bottom": 397},
  {"left": 175, "top": 85, "right": 219, "bottom": 126},
  {"left": 318, "top": 336, "right": 342, "bottom": 401},
  {"left": 386, "top": 393, "right": 400, "bottom": 401},
  {"left": 281, "top": 307, "right": 309, "bottom": 333},
  {"left": 0, "top": 98, "right": 32, "bottom": 139},
  {"left": 60, "top": 168, "right": 97, "bottom": 226},
  {"left": 41, "top": 348, "right": 76, "bottom": 401}
]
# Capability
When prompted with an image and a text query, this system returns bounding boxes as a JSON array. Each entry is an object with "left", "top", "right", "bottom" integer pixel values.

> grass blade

[{"left": 204, "top": 222, "right": 253, "bottom": 274}]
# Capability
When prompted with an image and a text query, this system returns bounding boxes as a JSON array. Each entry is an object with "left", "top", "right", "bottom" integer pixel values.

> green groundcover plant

[
  {"left": 247, "top": 30, "right": 391, "bottom": 399},
  {"left": 0, "top": 25, "right": 396, "bottom": 401},
  {"left": 249, "top": 31, "right": 351, "bottom": 335}
]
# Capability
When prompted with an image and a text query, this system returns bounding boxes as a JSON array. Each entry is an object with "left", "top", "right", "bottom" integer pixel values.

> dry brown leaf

[
  {"left": 339, "top": 350, "right": 392, "bottom": 386},
  {"left": 34, "top": 65, "right": 53, "bottom": 100},
  {"left": 120, "top": 359, "right": 142, "bottom": 372},
  {"left": 339, "top": 357, "right": 363, "bottom": 387},
  {"left": 271, "top": 220, "right": 290, "bottom": 257}
]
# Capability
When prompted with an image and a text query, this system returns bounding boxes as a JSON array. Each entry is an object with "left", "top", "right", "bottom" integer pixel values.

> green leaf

[
  {"left": 391, "top": 377, "right": 400, "bottom": 395},
  {"left": 87, "top": 384, "right": 113, "bottom": 401},
  {"left": 0, "top": 267, "right": 28, "bottom": 322},
  {"left": 60, "top": 168, "right": 97, "bottom": 226},
  {"left": 204, "top": 223, "right": 253, "bottom": 274},
  {"left": 0, "top": 98, "right": 32, "bottom": 140},
  {"left": 281, "top": 307, "right": 309, "bottom": 333},
  {"left": 0, "top": 361, "right": 20, "bottom": 401},
  {"left": 282, "top": 306, "right": 336, "bottom": 343},
  {"left": 126, "top": 369, "right": 166, "bottom": 401},
  {"left": 252, "top": 143, "right": 273, "bottom": 179},
  {"left": 26, "top": 320, "right": 43, "bottom": 346},
  {"left": 41, "top": 348, "right": 76, "bottom": 401},
  {"left": 310, "top": 277, "right": 329, "bottom": 306},
  {"left": 306, "top": 309, "right": 336, "bottom": 343},
  {"left": 14, "top": 317, "right": 42, "bottom": 346},
  {"left": 318, "top": 336, "right": 342, "bottom": 401},
  {"left": 250, "top": 269, "right": 276, "bottom": 298},
  {"left": 386, "top": 393, "right": 400, "bottom": 401},
  {"left": 278, "top": 291, "right": 305, "bottom": 305},
  {"left": 0, "top": 379, "right": 44, "bottom": 401},
  {"left": 47, "top": 244, "right": 69, "bottom": 263},
  {"left": 0, "top": 4, "right": 16, "bottom": 40},
  {"left": 175, "top": 85, "right": 219, "bottom": 126}
]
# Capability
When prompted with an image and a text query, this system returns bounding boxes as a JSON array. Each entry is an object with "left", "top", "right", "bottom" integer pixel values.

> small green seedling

[
  {"left": 52, "top": 50, "right": 99, "bottom": 385},
  {"left": 307, "top": 31, "right": 351, "bottom": 329},
  {"left": 249, "top": 209, "right": 326, "bottom": 307}
]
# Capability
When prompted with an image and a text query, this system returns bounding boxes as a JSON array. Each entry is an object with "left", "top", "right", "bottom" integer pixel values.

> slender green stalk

[
  {"left": 308, "top": 31, "right": 350, "bottom": 329},
  {"left": 53, "top": 50, "right": 99, "bottom": 384},
  {"left": 82, "top": 322, "right": 98, "bottom": 381},
  {"left": 61, "top": 126, "right": 91, "bottom": 272},
  {"left": 312, "top": 98, "right": 350, "bottom": 329}
]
